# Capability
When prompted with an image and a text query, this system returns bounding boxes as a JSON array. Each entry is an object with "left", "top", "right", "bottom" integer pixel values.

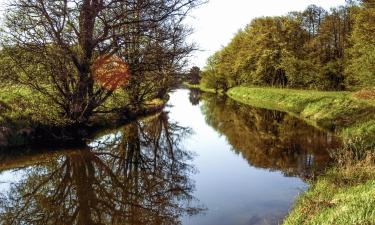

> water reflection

[
  {"left": 0, "top": 89, "right": 342, "bottom": 225},
  {"left": 188, "top": 88, "right": 202, "bottom": 106},
  {"left": 195, "top": 90, "right": 340, "bottom": 180},
  {"left": 0, "top": 112, "right": 202, "bottom": 225}
]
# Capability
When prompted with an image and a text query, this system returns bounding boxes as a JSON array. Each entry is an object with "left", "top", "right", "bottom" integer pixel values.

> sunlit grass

[
  {"left": 183, "top": 82, "right": 223, "bottom": 94},
  {"left": 0, "top": 86, "right": 67, "bottom": 126},
  {"left": 284, "top": 178, "right": 375, "bottom": 225},
  {"left": 0, "top": 85, "right": 166, "bottom": 128},
  {"left": 284, "top": 137, "right": 375, "bottom": 225},
  {"left": 227, "top": 86, "right": 375, "bottom": 142}
]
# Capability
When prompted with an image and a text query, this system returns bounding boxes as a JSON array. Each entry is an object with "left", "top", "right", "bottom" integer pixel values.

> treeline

[{"left": 201, "top": 1, "right": 375, "bottom": 91}]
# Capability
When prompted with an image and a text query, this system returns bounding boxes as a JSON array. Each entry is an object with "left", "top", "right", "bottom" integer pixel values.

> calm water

[{"left": 0, "top": 89, "right": 339, "bottom": 225}]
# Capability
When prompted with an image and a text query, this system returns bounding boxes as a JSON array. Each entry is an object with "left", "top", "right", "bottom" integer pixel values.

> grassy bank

[
  {"left": 226, "top": 86, "right": 375, "bottom": 142},
  {"left": 225, "top": 87, "right": 375, "bottom": 225},
  {"left": 0, "top": 86, "right": 166, "bottom": 125},
  {"left": 192, "top": 84, "right": 375, "bottom": 224},
  {"left": 284, "top": 167, "right": 375, "bottom": 224},
  {"left": 284, "top": 138, "right": 375, "bottom": 224},
  {"left": 0, "top": 86, "right": 66, "bottom": 126},
  {"left": 0, "top": 86, "right": 166, "bottom": 148},
  {"left": 183, "top": 82, "right": 223, "bottom": 94}
]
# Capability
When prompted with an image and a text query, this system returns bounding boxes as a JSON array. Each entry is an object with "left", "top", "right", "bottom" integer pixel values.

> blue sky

[{"left": 0, "top": 0, "right": 347, "bottom": 68}]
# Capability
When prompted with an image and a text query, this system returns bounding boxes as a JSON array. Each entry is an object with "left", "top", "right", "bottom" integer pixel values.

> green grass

[
  {"left": 226, "top": 86, "right": 375, "bottom": 142},
  {"left": 284, "top": 137, "right": 375, "bottom": 224},
  {"left": 285, "top": 180, "right": 375, "bottom": 225},
  {"left": 183, "top": 82, "right": 223, "bottom": 94},
  {"left": 0, "top": 86, "right": 67, "bottom": 126},
  {"left": 0, "top": 86, "right": 166, "bottom": 128},
  {"left": 284, "top": 165, "right": 375, "bottom": 225}
]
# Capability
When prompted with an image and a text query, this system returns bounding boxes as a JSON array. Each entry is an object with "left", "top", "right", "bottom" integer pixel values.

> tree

[
  {"left": 2, "top": 0, "right": 201, "bottom": 124},
  {"left": 200, "top": 52, "right": 228, "bottom": 91},
  {"left": 301, "top": 5, "right": 327, "bottom": 40},
  {"left": 188, "top": 66, "right": 201, "bottom": 84},
  {"left": 346, "top": 0, "right": 375, "bottom": 88}
]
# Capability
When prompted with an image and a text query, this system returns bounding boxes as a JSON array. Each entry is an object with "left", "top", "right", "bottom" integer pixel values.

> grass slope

[
  {"left": 284, "top": 163, "right": 375, "bottom": 225},
  {"left": 227, "top": 86, "right": 375, "bottom": 142},
  {"left": 0, "top": 86, "right": 65, "bottom": 126}
]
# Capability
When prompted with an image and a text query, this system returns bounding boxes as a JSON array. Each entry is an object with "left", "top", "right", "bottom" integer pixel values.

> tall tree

[
  {"left": 346, "top": 0, "right": 375, "bottom": 87},
  {"left": 1, "top": 0, "right": 200, "bottom": 124},
  {"left": 187, "top": 66, "right": 201, "bottom": 84}
]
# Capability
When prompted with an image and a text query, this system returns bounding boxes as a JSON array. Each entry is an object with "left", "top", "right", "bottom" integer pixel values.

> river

[{"left": 0, "top": 89, "right": 339, "bottom": 225}]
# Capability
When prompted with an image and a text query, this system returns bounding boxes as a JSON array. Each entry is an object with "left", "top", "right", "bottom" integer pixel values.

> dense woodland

[{"left": 201, "top": 0, "right": 375, "bottom": 91}]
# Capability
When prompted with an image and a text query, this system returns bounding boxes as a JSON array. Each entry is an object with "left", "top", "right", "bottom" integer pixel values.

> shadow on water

[
  {"left": 0, "top": 112, "right": 204, "bottom": 225},
  {"left": 192, "top": 89, "right": 340, "bottom": 180}
]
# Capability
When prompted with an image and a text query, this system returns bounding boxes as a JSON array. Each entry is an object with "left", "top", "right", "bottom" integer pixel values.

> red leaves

[{"left": 92, "top": 54, "right": 131, "bottom": 90}]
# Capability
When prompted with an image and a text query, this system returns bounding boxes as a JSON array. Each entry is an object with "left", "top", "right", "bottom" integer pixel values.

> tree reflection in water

[
  {"left": 192, "top": 90, "right": 340, "bottom": 180},
  {"left": 0, "top": 112, "right": 202, "bottom": 225},
  {"left": 188, "top": 88, "right": 202, "bottom": 106}
]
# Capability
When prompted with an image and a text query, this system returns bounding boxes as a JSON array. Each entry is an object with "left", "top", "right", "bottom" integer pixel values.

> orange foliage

[
  {"left": 353, "top": 88, "right": 375, "bottom": 100},
  {"left": 92, "top": 54, "right": 131, "bottom": 90}
]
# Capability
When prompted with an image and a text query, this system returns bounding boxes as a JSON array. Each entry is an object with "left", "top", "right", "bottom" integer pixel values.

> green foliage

[
  {"left": 200, "top": 3, "right": 375, "bottom": 91},
  {"left": 0, "top": 86, "right": 71, "bottom": 127},
  {"left": 346, "top": 2, "right": 375, "bottom": 88}
]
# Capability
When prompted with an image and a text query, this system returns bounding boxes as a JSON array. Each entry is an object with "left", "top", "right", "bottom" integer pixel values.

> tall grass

[{"left": 284, "top": 138, "right": 375, "bottom": 225}]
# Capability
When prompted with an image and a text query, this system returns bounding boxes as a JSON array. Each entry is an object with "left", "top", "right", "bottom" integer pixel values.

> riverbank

[
  {"left": 186, "top": 83, "right": 375, "bottom": 140},
  {"left": 284, "top": 164, "right": 375, "bottom": 224},
  {"left": 187, "top": 83, "right": 375, "bottom": 224},
  {"left": 227, "top": 87, "right": 375, "bottom": 225},
  {"left": 185, "top": 84, "right": 375, "bottom": 142},
  {"left": 227, "top": 87, "right": 375, "bottom": 142},
  {"left": 0, "top": 86, "right": 166, "bottom": 148},
  {"left": 183, "top": 82, "right": 223, "bottom": 94}
]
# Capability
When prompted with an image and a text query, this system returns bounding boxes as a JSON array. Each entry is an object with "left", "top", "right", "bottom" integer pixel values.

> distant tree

[
  {"left": 301, "top": 5, "right": 327, "bottom": 40},
  {"left": 200, "top": 52, "right": 228, "bottom": 92},
  {"left": 188, "top": 66, "right": 201, "bottom": 84}
]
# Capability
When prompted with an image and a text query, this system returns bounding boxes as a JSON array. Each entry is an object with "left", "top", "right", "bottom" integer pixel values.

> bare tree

[{"left": 1, "top": 0, "right": 201, "bottom": 124}]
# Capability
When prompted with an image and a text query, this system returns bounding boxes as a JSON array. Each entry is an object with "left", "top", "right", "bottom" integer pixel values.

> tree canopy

[
  {"left": 0, "top": 0, "right": 201, "bottom": 124},
  {"left": 201, "top": 1, "right": 375, "bottom": 91}
]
